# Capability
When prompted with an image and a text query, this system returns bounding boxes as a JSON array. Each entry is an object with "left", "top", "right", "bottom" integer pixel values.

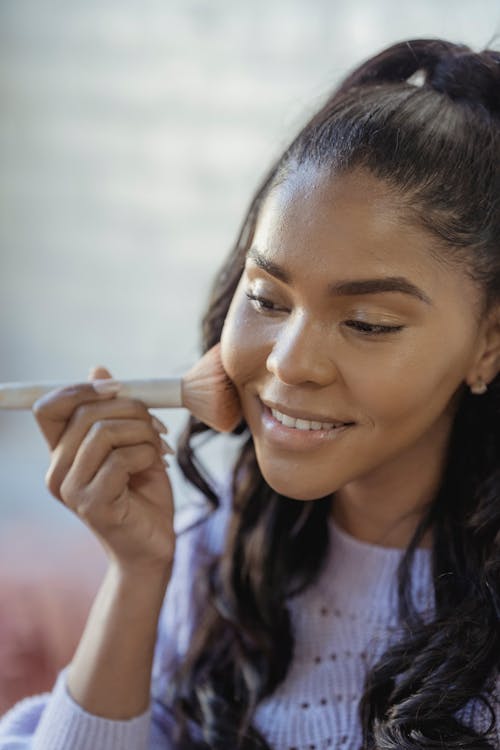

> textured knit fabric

[{"left": 0, "top": 476, "right": 498, "bottom": 750}]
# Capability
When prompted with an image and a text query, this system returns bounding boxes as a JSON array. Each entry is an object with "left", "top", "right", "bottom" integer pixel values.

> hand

[{"left": 32, "top": 365, "right": 176, "bottom": 577}]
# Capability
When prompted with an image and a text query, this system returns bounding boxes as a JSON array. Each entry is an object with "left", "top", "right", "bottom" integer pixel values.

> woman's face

[{"left": 220, "top": 165, "right": 487, "bottom": 503}]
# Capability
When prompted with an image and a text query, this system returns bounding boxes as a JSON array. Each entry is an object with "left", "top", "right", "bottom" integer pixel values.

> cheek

[
  {"left": 341, "top": 332, "right": 468, "bottom": 426},
  {"left": 220, "top": 285, "right": 266, "bottom": 386},
  {"left": 343, "top": 359, "right": 421, "bottom": 422}
]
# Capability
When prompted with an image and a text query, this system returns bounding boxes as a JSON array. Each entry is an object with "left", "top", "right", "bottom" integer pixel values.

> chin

[{"left": 259, "top": 466, "right": 333, "bottom": 501}]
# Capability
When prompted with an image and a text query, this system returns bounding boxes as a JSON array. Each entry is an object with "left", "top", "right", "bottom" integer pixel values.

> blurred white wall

[{"left": 1, "top": 1, "right": 499, "bottom": 536}]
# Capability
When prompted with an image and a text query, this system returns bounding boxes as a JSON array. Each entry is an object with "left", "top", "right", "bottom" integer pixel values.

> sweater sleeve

[
  {"left": 0, "top": 476, "right": 229, "bottom": 750},
  {"left": 0, "top": 666, "right": 152, "bottom": 750}
]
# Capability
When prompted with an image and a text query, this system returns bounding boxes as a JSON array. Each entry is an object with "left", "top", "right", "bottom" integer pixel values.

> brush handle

[{"left": 0, "top": 378, "right": 183, "bottom": 410}]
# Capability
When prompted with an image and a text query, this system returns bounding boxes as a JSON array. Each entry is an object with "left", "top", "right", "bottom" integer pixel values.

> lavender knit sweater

[{"left": 0, "top": 477, "right": 498, "bottom": 750}]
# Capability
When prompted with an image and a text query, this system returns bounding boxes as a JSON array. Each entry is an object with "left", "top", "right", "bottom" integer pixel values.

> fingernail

[
  {"left": 152, "top": 416, "right": 168, "bottom": 434},
  {"left": 160, "top": 438, "right": 175, "bottom": 455},
  {"left": 93, "top": 379, "right": 121, "bottom": 394}
]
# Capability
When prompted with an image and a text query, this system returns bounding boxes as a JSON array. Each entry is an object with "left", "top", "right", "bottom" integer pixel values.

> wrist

[{"left": 106, "top": 560, "right": 172, "bottom": 611}]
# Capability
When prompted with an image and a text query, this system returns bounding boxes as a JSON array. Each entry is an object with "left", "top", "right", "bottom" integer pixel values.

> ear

[{"left": 466, "top": 305, "right": 500, "bottom": 388}]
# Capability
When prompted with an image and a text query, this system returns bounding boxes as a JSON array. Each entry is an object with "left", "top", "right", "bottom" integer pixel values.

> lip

[
  {"left": 261, "top": 398, "right": 354, "bottom": 426},
  {"left": 259, "top": 401, "right": 355, "bottom": 450}
]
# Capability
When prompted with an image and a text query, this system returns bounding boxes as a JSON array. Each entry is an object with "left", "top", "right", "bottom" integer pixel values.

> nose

[{"left": 265, "top": 314, "right": 338, "bottom": 386}]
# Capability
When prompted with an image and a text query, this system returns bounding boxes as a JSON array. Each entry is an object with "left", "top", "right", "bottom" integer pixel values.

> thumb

[{"left": 87, "top": 365, "right": 114, "bottom": 381}]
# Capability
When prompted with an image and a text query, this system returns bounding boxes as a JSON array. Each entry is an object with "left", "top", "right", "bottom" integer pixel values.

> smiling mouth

[
  {"left": 259, "top": 401, "right": 356, "bottom": 447},
  {"left": 269, "top": 407, "right": 352, "bottom": 431}
]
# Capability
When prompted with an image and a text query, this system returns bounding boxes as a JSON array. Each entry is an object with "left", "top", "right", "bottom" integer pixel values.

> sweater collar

[
  {"left": 328, "top": 514, "right": 433, "bottom": 555},
  {"left": 319, "top": 515, "right": 434, "bottom": 617}
]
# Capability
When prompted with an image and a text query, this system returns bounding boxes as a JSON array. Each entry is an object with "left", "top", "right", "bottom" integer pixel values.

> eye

[
  {"left": 245, "top": 291, "right": 282, "bottom": 312},
  {"left": 345, "top": 320, "right": 404, "bottom": 336},
  {"left": 245, "top": 292, "right": 404, "bottom": 336}
]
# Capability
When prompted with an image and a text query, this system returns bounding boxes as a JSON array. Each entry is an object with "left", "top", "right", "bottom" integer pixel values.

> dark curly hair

[{"left": 157, "top": 38, "right": 500, "bottom": 749}]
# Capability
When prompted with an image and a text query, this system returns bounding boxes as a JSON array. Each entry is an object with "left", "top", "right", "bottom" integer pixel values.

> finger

[
  {"left": 50, "top": 397, "right": 167, "bottom": 490},
  {"left": 61, "top": 443, "right": 158, "bottom": 518},
  {"left": 88, "top": 365, "right": 114, "bottom": 381},
  {"left": 59, "top": 398, "right": 169, "bottom": 450},
  {"left": 33, "top": 383, "right": 121, "bottom": 451},
  {"left": 46, "top": 416, "right": 168, "bottom": 500}
]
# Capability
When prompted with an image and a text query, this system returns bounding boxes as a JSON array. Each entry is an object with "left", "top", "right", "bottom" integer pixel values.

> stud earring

[{"left": 470, "top": 379, "right": 488, "bottom": 395}]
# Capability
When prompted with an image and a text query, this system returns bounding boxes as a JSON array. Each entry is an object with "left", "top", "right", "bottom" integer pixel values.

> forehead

[
  {"left": 253, "top": 165, "right": 435, "bottom": 279},
  {"left": 248, "top": 165, "right": 487, "bottom": 318}
]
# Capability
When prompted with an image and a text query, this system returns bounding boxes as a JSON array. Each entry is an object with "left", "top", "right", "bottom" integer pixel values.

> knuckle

[
  {"left": 73, "top": 403, "right": 92, "bottom": 426},
  {"left": 33, "top": 385, "right": 86, "bottom": 416},
  {"left": 87, "top": 419, "right": 106, "bottom": 440},
  {"left": 109, "top": 448, "right": 128, "bottom": 471},
  {"left": 45, "top": 465, "right": 60, "bottom": 497},
  {"left": 32, "top": 398, "right": 46, "bottom": 418},
  {"left": 44, "top": 451, "right": 65, "bottom": 497},
  {"left": 75, "top": 497, "right": 91, "bottom": 518},
  {"left": 130, "top": 399, "right": 151, "bottom": 419},
  {"left": 59, "top": 473, "right": 77, "bottom": 506},
  {"left": 86, "top": 420, "right": 116, "bottom": 449},
  {"left": 32, "top": 391, "right": 61, "bottom": 419},
  {"left": 69, "top": 487, "right": 92, "bottom": 517}
]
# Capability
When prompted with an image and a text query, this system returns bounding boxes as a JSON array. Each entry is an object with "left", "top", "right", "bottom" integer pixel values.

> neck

[
  {"left": 331, "top": 419, "right": 453, "bottom": 550},
  {"left": 331, "top": 499, "right": 434, "bottom": 549}
]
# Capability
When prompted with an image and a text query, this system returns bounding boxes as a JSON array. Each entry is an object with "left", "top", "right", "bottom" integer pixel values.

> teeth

[
  {"left": 271, "top": 408, "right": 342, "bottom": 431},
  {"left": 296, "top": 418, "right": 321, "bottom": 431}
]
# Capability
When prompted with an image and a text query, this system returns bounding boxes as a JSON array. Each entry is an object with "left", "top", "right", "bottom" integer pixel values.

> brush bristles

[{"left": 181, "top": 343, "right": 242, "bottom": 432}]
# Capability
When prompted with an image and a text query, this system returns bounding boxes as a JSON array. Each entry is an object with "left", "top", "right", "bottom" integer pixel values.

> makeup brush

[{"left": 0, "top": 343, "right": 242, "bottom": 433}]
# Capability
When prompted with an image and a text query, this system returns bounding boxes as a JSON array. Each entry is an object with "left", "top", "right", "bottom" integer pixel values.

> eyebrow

[{"left": 246, "top": 247, "right": 432, "bottom": 305}]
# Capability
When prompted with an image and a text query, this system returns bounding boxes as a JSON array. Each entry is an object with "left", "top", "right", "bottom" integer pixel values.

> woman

[{"left": 1, "top": 37, "right": 499, "bottom": 749}]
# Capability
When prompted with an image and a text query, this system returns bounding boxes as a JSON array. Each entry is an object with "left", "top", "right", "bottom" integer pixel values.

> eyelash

[{"left": 244, "top": 292, "right": 405, "bottom": 336}]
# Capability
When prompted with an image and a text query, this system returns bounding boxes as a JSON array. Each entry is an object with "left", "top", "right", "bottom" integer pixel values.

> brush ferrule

[{"left": 117, "top": 378, "right": 183, "bottom": 408}]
